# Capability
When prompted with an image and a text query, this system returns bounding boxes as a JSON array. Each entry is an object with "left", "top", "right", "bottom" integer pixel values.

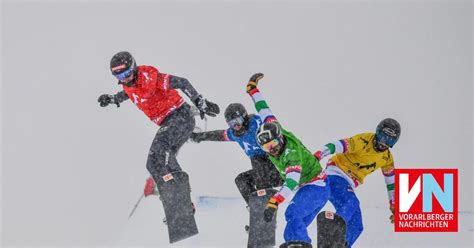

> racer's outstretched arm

[
  {"left": 169, "top": 75, "right": 199, "bottom": 101},
  {"left": 190, "top": 130, "right": 234, "bottom": 143},
  {"left": 98, "top": 90, "right": 129, "bottom": 108},
  {"left": 314, "top": 139, "right": 350, "bottom": 161},
  {"left": 169, "top": 75, "right": 220, "bottom": 119},
  {"left": 246, "top": 73, "right": 278, "bottom": 124},
  {"left": 313, "top": 133, "right": 370, "bottom": 161}
]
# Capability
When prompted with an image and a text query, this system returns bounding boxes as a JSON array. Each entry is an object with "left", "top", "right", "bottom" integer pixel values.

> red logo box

[{"left": 394, "top": 169, "right": 458, "bottom": 232}]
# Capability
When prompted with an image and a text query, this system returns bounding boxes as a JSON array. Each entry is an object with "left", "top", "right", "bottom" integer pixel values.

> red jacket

[{"left": 122, "top": 65, "right": 185, "bottom": 125}]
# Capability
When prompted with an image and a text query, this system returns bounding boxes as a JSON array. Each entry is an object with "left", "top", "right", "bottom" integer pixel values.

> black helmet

[
  {"left": 375, "top": 118, "right": 401, "bottom": 149},
  {"left": 224, "top": 103, "right": 249, "bottom": 130},
  {"left": 256, "top": 122, "right": 284, "bottom": 155},
  {"left": 110, "top": 51, "right": 137, "bottom": 86},
  {"left": 256, "top": 122, "right": 282, "bottom": 145},
  {"left": 225, "top": 103, "right": 248, "bottom": 122}
]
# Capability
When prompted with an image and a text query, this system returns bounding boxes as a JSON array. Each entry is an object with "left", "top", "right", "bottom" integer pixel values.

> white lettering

[{"left": 399, "top": 173, "right": 421, "bottom": 212}]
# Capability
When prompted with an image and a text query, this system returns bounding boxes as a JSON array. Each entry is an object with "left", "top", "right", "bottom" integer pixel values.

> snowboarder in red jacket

[{"left": 98, "top": 51, "right": 220, "bottom": 191}]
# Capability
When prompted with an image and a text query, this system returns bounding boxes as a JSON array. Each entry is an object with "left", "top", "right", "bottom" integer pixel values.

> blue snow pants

[{"left": 284, "top": 175, "right": 363, "bottom": 247}]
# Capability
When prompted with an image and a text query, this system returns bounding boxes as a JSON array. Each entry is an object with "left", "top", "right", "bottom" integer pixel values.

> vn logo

[{"left": 394, "top": 169, "right": 458, "bottom": 232}]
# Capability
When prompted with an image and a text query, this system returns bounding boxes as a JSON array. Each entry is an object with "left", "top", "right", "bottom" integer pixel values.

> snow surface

[{"left": 114, "top": 196, "right": 473, "bottom": 247}]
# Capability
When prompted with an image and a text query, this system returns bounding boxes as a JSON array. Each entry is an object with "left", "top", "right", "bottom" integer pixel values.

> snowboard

[
  {"left": 316, "top": 211, "right": 347, "bottom": 248},
  {"left": 155, "top": 171, "right": 198, "bottom": 243},
  {"left": 247, "top": 188, "right": 278, "bottom": 248}
]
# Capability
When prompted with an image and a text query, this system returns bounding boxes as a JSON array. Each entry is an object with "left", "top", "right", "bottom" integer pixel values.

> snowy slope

[{"left": 113, "top": 196, "right": 473, "bottom": 247}]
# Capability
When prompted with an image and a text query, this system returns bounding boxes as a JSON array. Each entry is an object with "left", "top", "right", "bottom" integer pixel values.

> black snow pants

[
  {"left": 235, "top": 155, "right": 284, "bottom": 204},
  {"left": 146, "top": 103, "right": 195, "bottom": 182}
]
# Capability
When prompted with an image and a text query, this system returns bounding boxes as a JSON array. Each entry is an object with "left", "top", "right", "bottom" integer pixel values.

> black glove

[
  {"left": 263, "top": 196, "right": 278, "bottom": 222},
  {"left": 98, "top": 94, "right": 120, "bottom": 107},
  {"left": 193, "top": 95, "right": 220, "bottom": 119},
  {"left": 389, "top": 202, "right": 395, "bottom": 224},
  {"left": 246, "top": 73, "right": 264, "bottom": 93}
]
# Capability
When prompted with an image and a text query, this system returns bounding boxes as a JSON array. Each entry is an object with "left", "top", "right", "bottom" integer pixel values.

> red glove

[{"left": 144, "top": 177, "right": 157, "bottom": 197}]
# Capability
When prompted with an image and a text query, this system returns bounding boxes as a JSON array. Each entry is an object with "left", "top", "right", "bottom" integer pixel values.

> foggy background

[{"left": 2, "top": 0, "right": 473, "bottom": 247}]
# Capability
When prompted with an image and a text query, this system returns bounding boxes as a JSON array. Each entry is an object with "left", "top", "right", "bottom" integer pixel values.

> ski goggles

[
  {"left": 227, "top": 116, "right": 245, "bottom": 129},
  {"left": 113, "top": 67, "right": 134, "bottom": 82},
  {"left": 375, "top": 129, "right": 398, "bottom": 148},
  {"left": 260, "top": 138, "right": 282, "bottom": 154}
]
